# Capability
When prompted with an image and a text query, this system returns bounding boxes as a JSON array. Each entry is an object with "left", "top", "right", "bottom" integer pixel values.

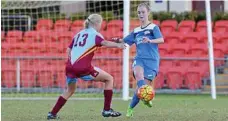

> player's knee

[
  {"left": 135, "top": 72, "right": 144, "bottom": 80},
  {"left": 107, "top": 74, "right": 114, "bottom": 83},
  {"left": 67, "top": 87, "right": 75, "bottom": 95}
]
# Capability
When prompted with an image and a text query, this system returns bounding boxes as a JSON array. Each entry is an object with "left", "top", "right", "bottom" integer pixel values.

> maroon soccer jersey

[{"left": 66, "top": 28, "right": 104, "bottom": 78}]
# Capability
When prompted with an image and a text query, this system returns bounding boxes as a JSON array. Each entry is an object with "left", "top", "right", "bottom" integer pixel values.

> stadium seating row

[
  {"left": 2, "top": 43, "right": 227, "bottom": 60},
  {"left": 35, "top": 19, "right": 228, "bottom": 34},
  {"left": 2, "top": 19, "right": 227, "bottom": 38},
  {"left": 2, "top": 31, "right": 228, "bottom": 57},
  {"left": 2, "top": 59, "right": 225, "bottom": 90},
  {"left": 2, "top": 29, "right": 228, "bottom": 45}
]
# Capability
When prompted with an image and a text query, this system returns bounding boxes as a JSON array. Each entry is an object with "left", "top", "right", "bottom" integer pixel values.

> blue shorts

[
  {"left": 66, "top": 75, "right": 95, "bottom": 85},
  {"left": 66, "top": 67, "right": 101, "bottom": 85},
  {"left": 132, "top": 58, "right": 159, "bottom": 81}
]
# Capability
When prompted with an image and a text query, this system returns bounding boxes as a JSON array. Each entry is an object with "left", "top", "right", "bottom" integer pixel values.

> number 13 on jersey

[{"left": 74, "top": 33, "right": 88, "bottom": 47}]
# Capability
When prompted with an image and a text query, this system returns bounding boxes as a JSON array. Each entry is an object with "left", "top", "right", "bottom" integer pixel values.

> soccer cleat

[
  {"left": 47, "top": 112, "right": 59, "bottom": 120},
  {"left": 102, "top": 108, "right": 121, "bottom": 117},
  {"left": 126, "top": 107, "right": 133, "bottom": 117},
  {"left": 143, "top": 100, "right": 153, "bottom": 108}
]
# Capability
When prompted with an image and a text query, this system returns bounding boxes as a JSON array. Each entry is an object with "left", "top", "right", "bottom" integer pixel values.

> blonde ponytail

[
  {"left": 84, "top": 14, "right": 103, "bottom": 29},
  {"left": 84, "top": 19, "right": 90, "bottom": 29}
]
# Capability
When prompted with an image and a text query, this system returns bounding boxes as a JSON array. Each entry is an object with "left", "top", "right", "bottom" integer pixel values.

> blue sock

[
  {"left": 130, "top": 92, "right": 140, "bottom": 109},
  {"left": 129, "top": 80, "right": 146, "bottom": 109},
  {"left": 137, "top": 80, "right": 146, "bottom": 87}
]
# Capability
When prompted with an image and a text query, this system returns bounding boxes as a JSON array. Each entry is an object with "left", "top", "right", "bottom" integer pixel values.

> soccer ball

[{"left": 137, "top": 85, "right": 155, "bottom": 102}]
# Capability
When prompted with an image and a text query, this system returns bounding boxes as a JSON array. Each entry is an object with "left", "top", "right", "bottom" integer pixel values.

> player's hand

[
  {"left": 117, "top": 43, "right": 126, "bottom": 49},
  {"left": 111, "top": 37, "right": 121, "bottom": 43},
  {"left": 142, "top": 37, "right": 151, "bottom": 43}
]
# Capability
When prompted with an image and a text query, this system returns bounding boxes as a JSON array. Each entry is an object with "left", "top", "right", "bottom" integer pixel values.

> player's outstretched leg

[
  {"left": 127, "top": 65, "right": 146, "bottom": 117},
  {"left": 126, "top": 79, "right": 146, "bottom": 117},
  {"left": 93, "top": 67, "right": 121, "bottom": 117},
  {"left": 47, "top": 77, "right": 76, "bottom": 120}
]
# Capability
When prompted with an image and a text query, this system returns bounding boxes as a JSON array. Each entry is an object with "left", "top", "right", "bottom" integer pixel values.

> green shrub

[
  {"left": 100, "top": 11, "right": 115, "bottom": 21},
  {"left": 70, "top": 12, "right": 89, "bottom": 21},
  {"left": 195, "top": 12, "right": 206, "bottom": 22},
  {"left": 41, "top": 13, "right": 66, "bottom": 22}
]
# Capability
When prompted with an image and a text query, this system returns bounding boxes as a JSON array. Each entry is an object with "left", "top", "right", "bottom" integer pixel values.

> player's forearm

[
  {"left": 101, "top": 41, "right": 120, "bottom": 48},
  {"left": 116, "top": 39, "right": 124, "bottom": 43},
  {"left": 149, "top": 38, "right": 164, "bottom": 44}
]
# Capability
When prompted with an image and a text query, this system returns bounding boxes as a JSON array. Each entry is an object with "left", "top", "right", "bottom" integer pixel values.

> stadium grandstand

[{"left": 1, "top": 0, "right": 228, "bottom": 98}]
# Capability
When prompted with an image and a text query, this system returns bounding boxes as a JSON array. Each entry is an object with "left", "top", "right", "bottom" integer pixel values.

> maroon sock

[
  {"left": 104, "top": 90, "right": 113, "bottom": 111},
  {"left": 51, "top": 96, "right": 67, "bottom": 115}
]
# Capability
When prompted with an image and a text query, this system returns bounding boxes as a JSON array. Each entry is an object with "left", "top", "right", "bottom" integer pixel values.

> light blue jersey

[{"left": 123, "top": 23, "right": 163, "bottom": 80}]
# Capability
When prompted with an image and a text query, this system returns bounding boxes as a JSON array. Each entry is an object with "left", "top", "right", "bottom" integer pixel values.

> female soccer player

[
  {"left": 112, "top": 2, "right": 164, "bottom": 117},
  {"left": 47, "top": 14, "right": 124, "bottom": 119}
]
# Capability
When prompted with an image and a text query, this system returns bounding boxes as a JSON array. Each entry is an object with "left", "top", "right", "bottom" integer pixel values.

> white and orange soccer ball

[{"left": 137, "top": 85, "right": 155, "bottom": 102}]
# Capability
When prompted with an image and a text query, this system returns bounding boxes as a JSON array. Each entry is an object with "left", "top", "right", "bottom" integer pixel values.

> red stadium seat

[
  {"left": 199, "top": 33, "right": 218, "bottom": 44},
  {"left": 178, "top": 20, "right": 195, "bottom": 34},
  {"left": 152, "top": 20, "right": 160, "bottom": 26},
  {"left": 71, "top": 20, "right": 84, "bottom": 33},
  {"left": 23, "top": 31, "right": 40, "bottom": 43},
  {"left": 130, "top": 19, "right": 140, "bottom": 31},
  {"left": 154, "top": 66, "right": 167, "bottom": 89},
  {"left": 100, "top": 30, "right": 123, "bottom": 40},
  {"left": 56, "top": 70, "right": 66, "bottom": 89},
  {"left": 166, "top": 67, "right": 184, "bottom": 90},
  {"left": 182, "top": 32, "right": 200, "bottom": 45},
  {"left": 5, "top": 30, "right": 23, "bottom": 43},
  {"left": 54, "top": 20, "right": 71, "bottom": 32},
  {"left": 20, "top": 69, "right": 36, "bottom": 87},
  {"left": 178, "top": 60, "right": 194, "bottom": 70},
  {"left": 107, "top": 20, "right": 123, "bottom": 33},
  {"left": 56, "top": 31, "right": 74, "bottom": 50},
  {"left": 185, "top": 67, "right": 203, "bottom": 90},
  {"left": 1, "top": 31, "right": 6, "bottom": 42},
  {"left": 1, "top": 69, "right": 16, "bottom": 88},
  {"left": 46, "top": 42, "right": 64, "bottom": 53},
  {"left": 36, "top": 19, "right": 53, "bottom": 31},
  {"left": 160, "top": 20, "right": 178, "bottom": 35},
  {"left": 26, "top": 43, "right": 47, "bottom": 55},
  {"left": 214, "top": 20, "right": 228, "bottom": 34},
  {"left": 101, "top": 20, "right": 107, "bottom": 30},
  {"left": 10, "top": 43, "right": 30, "bottom": 55},
  {"left": 37, "top": 68, "right": 53, "bottom": 88},
  {"left": 196, "top": 20, "right": 213, "bottom": 33},
  {"left": 39, "top": 31, "right": 57, "bottom": 43},
  {"left": 187, "top": 44, "right": 207, "bottom": 57},
  {"left": 1, "top": 43, "right": 11, "bottom": 55},
  {"left": 214, "top": 44, "right": 225, "bottom": 66},
  {"left": 158, "top": 43, "right": 172, "bottom": 57},
  {"left": 169, "top": 43, "right": 190, "bottom": 57},
  {"left": 217, "top": 34, "right": 228, "bottom": 45},
  {"left": 164, "top": 32, "right": 183, "bottom": 44},
  {"left": 214, "top": 43, "right": 225, "bottom": 58},
  {"left": 194, "top": 60, "right": 209, "bottom": 77},
  {"left": 160, "top": 60, "right": 173, "bottom": 68}
]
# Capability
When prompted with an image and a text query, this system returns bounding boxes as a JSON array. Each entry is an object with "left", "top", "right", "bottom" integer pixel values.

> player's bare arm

[
  {"left": 101, "top": 40, "right": 126, "bottom": 49},
  {"left": 111, "top": 38, "right": 124, "bottom": 43}
]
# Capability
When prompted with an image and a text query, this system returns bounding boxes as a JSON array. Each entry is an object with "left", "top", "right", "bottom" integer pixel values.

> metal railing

[{"left": 1, "top": 56, "right": 228, "bottom": 92}]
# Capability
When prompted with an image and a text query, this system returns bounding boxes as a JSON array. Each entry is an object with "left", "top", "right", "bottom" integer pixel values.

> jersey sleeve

[
  {"left": 153, "top": 26, "right": 163, "bottom": 39},
  {"left": 68, "top": 38, "right": 74, "bottom": 49},
  {"left": 123, "top": 31, "right": 135, "bottom": 46},
  {"left": 95, "top": 34, "right": 104, "bottom": 47}
]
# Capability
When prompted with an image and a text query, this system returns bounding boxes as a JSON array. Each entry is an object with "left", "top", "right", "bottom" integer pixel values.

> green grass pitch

[{"left": 2, "top": 94, "right": 228, "bottom": 121}]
